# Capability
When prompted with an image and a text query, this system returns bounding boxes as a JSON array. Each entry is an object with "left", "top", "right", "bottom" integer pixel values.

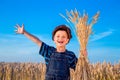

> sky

[{"left": 0, "top": 0, "right": 120, "bottom": 64}]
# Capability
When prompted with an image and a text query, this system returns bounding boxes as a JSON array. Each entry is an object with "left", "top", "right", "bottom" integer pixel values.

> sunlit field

[{"left": 0, "top": 62, "right": 120, "bottom": 80}]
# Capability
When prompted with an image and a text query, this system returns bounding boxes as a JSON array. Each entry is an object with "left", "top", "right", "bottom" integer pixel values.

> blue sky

[{"left": 0, "top": 0, "right": 120, "bottom": 64}]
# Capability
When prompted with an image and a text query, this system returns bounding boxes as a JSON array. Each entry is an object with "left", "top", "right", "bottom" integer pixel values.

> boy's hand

[
  {"left": 80, "top": 49, "right": 88, "bottom": 57},
  {"left": 15, "top": 24, "right": 24, "bottom": 34}
]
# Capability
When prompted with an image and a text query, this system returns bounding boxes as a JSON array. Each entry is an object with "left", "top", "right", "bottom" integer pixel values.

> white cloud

[{"left": 90, "top": 29, "right": 115, "bottom": 42}]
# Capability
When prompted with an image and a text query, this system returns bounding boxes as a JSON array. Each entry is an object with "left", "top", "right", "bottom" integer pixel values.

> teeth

[{"left": 58, "top": 41, "right": 63, "bottom": 43}]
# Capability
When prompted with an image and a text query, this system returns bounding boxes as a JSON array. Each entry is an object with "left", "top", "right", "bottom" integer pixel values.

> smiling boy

[{"left": 15, "top": 24, "right": 78, "bottom": 80}]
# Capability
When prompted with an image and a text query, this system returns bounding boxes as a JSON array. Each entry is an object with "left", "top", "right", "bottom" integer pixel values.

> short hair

[{"left": 52, "top": 25, "right": 72, "bottom": 42}]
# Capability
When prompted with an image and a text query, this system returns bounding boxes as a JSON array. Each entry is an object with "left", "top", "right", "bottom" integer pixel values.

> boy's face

[{"left": 53, "top": 30, "right": 69, "bottom": 47}]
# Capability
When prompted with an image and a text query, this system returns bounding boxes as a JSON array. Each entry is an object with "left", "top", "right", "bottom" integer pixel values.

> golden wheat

[
  {"left": 0, "top": 62, "right": 120, "bottom": 80},
  {"left": 61, "top": 9, "right": 100, "bottom": 80}
]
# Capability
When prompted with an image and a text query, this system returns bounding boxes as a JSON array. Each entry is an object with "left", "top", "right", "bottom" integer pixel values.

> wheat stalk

[
  {"left": 60, "top": 9, "right": 100, "bottom": 80},
  {"left": 0, "top": 62, "right": 120, "bottom": 80}
]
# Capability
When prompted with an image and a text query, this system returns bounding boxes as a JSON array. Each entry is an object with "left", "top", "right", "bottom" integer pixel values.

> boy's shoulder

[
  {"left": 66, "top": 50, "right": 74, "bottom": 53},
  {"left": 66, "top": 50, "right": 76, "bottom": 56}
]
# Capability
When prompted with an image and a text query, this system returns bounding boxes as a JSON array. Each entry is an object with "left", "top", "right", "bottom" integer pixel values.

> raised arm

[{"left": 15, "top": 24, "right": 42, "bottom": 47}]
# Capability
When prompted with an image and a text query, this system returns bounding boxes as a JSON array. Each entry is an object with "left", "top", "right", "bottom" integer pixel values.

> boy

[{"left": 15, "top": 24, "right": 78, "bottom": 80}]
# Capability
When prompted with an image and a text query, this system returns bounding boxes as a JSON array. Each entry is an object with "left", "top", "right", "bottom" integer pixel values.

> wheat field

[
  {"left": 0, "top": 62, "right": 120, "bottom": 80},
  {"left": 0, "top": 10, "right": 119, "bottom": 80}
]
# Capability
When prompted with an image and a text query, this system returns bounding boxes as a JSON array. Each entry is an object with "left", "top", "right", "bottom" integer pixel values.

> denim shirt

[{"left": 39, "top": 42, "right": 78, "bottom": 80}]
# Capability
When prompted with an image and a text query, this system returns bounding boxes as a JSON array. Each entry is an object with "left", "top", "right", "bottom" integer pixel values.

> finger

[
  {"left": 14, "top": 30, "right": 18, "bottom": 32},
  {"left": 15, "top": 32, "right": 19, "bottom": 34},
  {"left": 22, "top": 24, "right": 24, "bottom": 29},
  {"left": 14, "top": 30, "right": 18, "bottom": 34},
  {"left": 16, "top": 24, "right": 20, "bottom": 28},
  {"left": 14, "top": 26, "right": 18, "bottom": 29},
  {"left": 22, "top": 24, "right": 24, "bottom": 27}
]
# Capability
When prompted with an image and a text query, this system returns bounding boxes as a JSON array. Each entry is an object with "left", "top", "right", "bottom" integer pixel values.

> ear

[
  {"left": 53, "top": 37, "right": 57, "bottom": 44},
  {"left": 66, "top": 39, "right": 69, "bottom": 44}
]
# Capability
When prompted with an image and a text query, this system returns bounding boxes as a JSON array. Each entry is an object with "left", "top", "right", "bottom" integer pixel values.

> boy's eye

[
  {"left": 62, "top": 36, "right": 65, "bottom": 38},
  {"left": 57, "top": 35, "right": 59, "bottom": 37}
]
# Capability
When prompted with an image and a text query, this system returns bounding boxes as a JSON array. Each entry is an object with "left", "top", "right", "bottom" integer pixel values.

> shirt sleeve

[
  {"left": 69, "top": 53, "right": 78, "bottom": 70},
  {"left": 39, "top": 42, "right": 55, "bottom": 58}
]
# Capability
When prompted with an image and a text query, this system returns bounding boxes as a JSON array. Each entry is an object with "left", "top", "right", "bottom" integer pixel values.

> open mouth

[{"left": 58, "top": 41, "right": 64, "bottom": 44}]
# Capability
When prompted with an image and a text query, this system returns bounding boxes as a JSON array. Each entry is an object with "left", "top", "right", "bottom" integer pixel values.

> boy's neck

[{"left": 56, "top": 46, "right": 66, "bottom": 53}]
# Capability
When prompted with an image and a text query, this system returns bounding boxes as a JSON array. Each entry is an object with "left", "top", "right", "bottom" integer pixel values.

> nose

[{"left": 59, "top": 36, "right": 64, "bottom": 40}]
